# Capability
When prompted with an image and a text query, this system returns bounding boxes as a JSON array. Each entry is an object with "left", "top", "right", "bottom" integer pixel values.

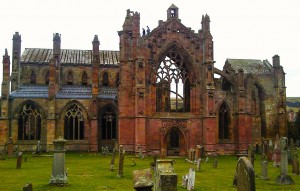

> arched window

[
  {"left": 82, "top": 71, "right": 88, "bottom": 85},
  {"left": 64, "top": 104, "right": 84, "bottom": 140},
  {"left": 156, "top": 49, "right": 190, "bottom": 112},
  {"left": 45, "top": 71, "right": 49, "bottom": 85},
  {"left": 219, "top": 102, "right": 229, "bottom": 140},
  {"left": 103, "top": 72, "right": 109, "bottom": 86},
  {"left": 101, "top": 106, "right": 117, "bottom": 140},
  {"left": 67, "top": 71, "right": 73, "bottom": 85},
  {"left": 30, "top": 70, "right": 36, "bottom": 84},
  {"left": 18, "top": 104, "right": 41, "bottom": 140}
]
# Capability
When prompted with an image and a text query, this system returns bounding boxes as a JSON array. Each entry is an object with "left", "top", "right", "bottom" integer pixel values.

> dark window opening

[
  {"left": 64, "top": 104, "right": 84, "bottom": 140},
  {"left": 18, "top": 104, "right": 41, "bottom": 140},
  {"left": 103, "top": 72, "right": 109, "bottom": 86},
  {"left": 30, "top": 71, "right": 36, "bottom": 84},
  {"left": 67, "top": 71, "right": 73, "bottom": 85},
  {"left": 45, "top": 71, "right": 49, "bottom": 85},
  {"left": 219, "top": 102, "right": 229, "bottom": 140},
  {"left": 169, "top": 128, "right": 179, "bottom": 148},
  {"left": 82, "top": 72, "right": 88, "bottom": 85},
  {"left": 101, "top": 107, "right": 116, "bottom": 140},
  {"left": 156, "top": 49, "right": 190, "bottom": 112}
]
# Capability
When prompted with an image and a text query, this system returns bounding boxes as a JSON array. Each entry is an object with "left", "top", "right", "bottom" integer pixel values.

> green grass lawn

[{"left": 0, "top": 152, "right": 300, "bottom": 191}]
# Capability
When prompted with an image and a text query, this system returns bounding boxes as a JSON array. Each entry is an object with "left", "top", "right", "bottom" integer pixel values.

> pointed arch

[
  {"left": 66, "top": 70, "right": 73, "bottom": 85},
  {"left": 15, "top": 100, "right": 45, "bottom": 140},
  {"left": 100, "top": 104, "right": 118, "bottom": 140},
  {"left": 162, "top": 125, "right": 187, "bottom": 156},
  {"left": 103, "top": 71, "right": 109, "bottom": 86},
  {"left": 154, "top": 42, "right": 193, "bottom": 112},
  {"left": 218, "top": 101, "right": 230, "bottom": 140},
  {"left": 82, "top": 71, "right": 88, "bottom": 85}
]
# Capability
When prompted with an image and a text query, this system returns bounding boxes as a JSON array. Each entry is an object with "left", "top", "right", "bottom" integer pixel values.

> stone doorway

[{"left": 164, "top": 127, "right": 186, "bottom": 156}]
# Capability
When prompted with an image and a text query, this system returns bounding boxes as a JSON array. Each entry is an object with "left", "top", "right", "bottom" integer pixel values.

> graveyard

[{"left": 0, "top": 149, "right": 300, "bottom": 190}]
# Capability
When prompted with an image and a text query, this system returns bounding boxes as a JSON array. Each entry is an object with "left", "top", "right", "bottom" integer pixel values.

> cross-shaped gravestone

[{"left": 275, "top": 137, "right": 295, "bottom": 184}]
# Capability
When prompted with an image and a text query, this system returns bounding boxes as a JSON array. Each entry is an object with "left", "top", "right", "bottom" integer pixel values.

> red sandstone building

[{"left": 0, "top": 5, "right": 286, "bottom": 155}]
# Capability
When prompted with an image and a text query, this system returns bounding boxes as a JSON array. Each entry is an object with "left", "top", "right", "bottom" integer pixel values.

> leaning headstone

[
  {"left": 16, "top": 152, "right": 23, "bottom": 169},
  {"left": 133, "top": 168, "right": 153, "bottom": 191},
  {"left": 247, "top": 144, "right": 254, "bottom": 167},
  {"left": 234, "top": 157, "right": 255, "bottom": 191},
  {"left": 110, "top": 149, "right": 116, "bottom": 171},
  {"left": 7, "top": 137, "right": 13, "bottom": 158},
  {"left": 23, "top": 183, "right": 33, "bottom": 191},
  {"left": 131, "top": 158, "right": 137, "bottom": 166},
  {"left": 49, "top": 137, "right": 68, "bottom": 186},
  {"left": 275, "top": 137, "right": 294, "bottom": 184},
  {"left": 118, "top": 145, "right": 125, "bottom": 178},
  {"left": 196, "top": 158, "right": 201, "bottom": 172},
  {"left": 154, "top": 159, "right": 177, "bottom": 191},
  {"left": 260, "top": 161, "right": 270, "bottom": 180}
]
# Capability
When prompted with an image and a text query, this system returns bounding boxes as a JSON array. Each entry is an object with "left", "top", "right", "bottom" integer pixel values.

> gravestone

[
  {"left": 7, "top": 137, "right": 13, "bottom": 158},
  {"left": 118, "top": 145, "right": 125, "bottom": 178},
  {"left": 196, "top": 158, "right": 201, "bottom": 171},
  {"left": 138, "top": 145, "right": 143, "bottom": 159},
  {"left": 133, "top": 168, "right": 153, "bottom": 191},
  {"left": 247, "top": 145, "right": 254, "bottom": 167},
  {"left": 275, "top": 137, "right": 294, "bottom": 184},
  {"left": 23, "top": 183, "right": 33, "bottom": 191},
  {"left": 195, "top": 145, "right": 201, "bottom": 161},
  {"left": 272, "top": 134, "right": 281, "bottom": 167},
  {"left": 290, "top": 138, "right": 299, "bottom": 175},
  {"left": 234, "top": 157, "right": 255, "bottom": 191},
  {"left": 110, "top": 149, "right": 116, "bottom": 171},
  {"left": 260, "top": 161, "right": 270, "bottom": 180},
  {"left": 33, "top": 141, "right": 41, "bottom": 155},
  {"left": 131, "top": 158, "right": 137, "bottom": 166},
  {"left": 16, "top": 152, "right": 23, "bottom": 169},
  {"left": 49, "top": 137, "right": 68, "bottom": 186},
  {"left": 154, "top": 159, "right": 177, "bottom": 191},
  {"left": 213, "top": 157, "right": 218, "bottom": 168},
  {"left": 182, "top": 168, "right": 195, "bottom": 190}
]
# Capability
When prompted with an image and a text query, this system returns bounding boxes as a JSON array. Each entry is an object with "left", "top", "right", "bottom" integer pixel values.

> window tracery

[
  {"left": 18, "top": 104, "right": 41, "bottom": 140},
  {"left": 156, "top": 49, "right": 190, "bottom": 112},
  {"left": 101, "top": 107, "right": 116, "bottom": 140},
  {"left": 64, "top": 104, "right": 84, "bottom": 140}
]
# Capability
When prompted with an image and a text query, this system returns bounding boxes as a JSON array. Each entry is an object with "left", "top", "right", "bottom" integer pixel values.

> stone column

[{"left": 49, "top": 137, "right": 68, "bottom": 185}]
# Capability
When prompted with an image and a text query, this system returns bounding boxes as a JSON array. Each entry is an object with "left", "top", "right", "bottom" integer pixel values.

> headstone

[
  {"left": 133, "top": 168, "right": 153, "bottom": 191},
  {"left": 33, "top": 141, "right": 41, "bottom": 155},
  {"left": 272, "top": 134, "right": 281, "bottom": 167},
  {"left": 154, "top": 159, "right": 177, "bottom": 191},
  {"left": 247, "top": 145, "right": 254, "bottom": 167},
  {"left": 138, "top": 145, "right": 143, "bottom": 159},
  {"left": 23, "top": 183, "right": 33, "bottom": 191},
  {"left": 49, "top": 137, "right": 68, "bottom": 185},
  {"left": 195, "top": 145, "right": 201, "bottom": 161},
  {"left": 131, "top": 158, "right": 137, "bottom": 166},
  {"left": 260, "top": 161, "right": 270, "bottom": 180},
  {"left": 196, "top": 158, "right": 201, "bottom": 172},
  {"left": 275, "top": 137, "right": 295, "bottom": 184},
  {"left": 187, "top": 167, "right": 195, "bottom": 191},
  {"left": 213, "top": 157, "right": 218, "bottom": 168},
  {"left": 16, "top": 152, "right": 23, "bottom": 169},
  {"left": 234, "top": 157, "right": 255, "bottom": 191},
  {"left": 14, "top": 145, "right": 19, "bottom": 157},
  {"left": 118, "top": 145, "right": 125, "bottom": 178},
  {"left": 7, "top": 137, "right": 13, "bottom": 158},
  {"left": 110, "top": 149, "right": 116, "bottom": 171},
  {"left": 205, "top": 157, "right": 209, "bottom": 163}
]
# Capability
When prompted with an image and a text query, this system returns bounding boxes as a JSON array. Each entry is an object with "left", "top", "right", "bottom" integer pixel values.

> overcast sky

[{"left": 0, "top": 0, "right": 299, "bottom": 97}]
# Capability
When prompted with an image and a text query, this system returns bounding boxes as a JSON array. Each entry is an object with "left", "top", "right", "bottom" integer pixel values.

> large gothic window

[
  {"left": 219, "top": 102, "right": 229, "bottom": 140},
  {"left": 156, "top": 49, "right": 190, "bottom": 112},
  {"left": 101, "top": 106, "right": 117, "bottom": 140},
  {"left": 64, "top": 104, "right": 84, "bottom": 140},
  {"left": 18, "top": 104, "right": 41, "bottom": 140}
]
